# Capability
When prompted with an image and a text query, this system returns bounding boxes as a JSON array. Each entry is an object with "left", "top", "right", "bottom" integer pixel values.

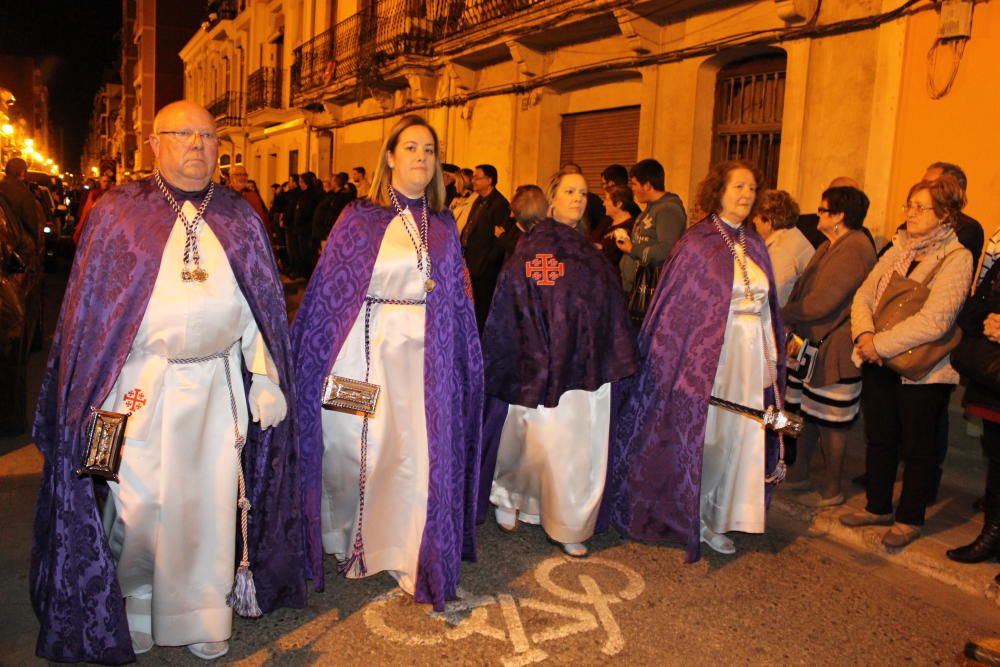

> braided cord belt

[
  {"left": 338, "top": 295, "right": 426, "bottom": 578},
  {"left": 166, "top": 345, "right": 261, "bottom": 615}
]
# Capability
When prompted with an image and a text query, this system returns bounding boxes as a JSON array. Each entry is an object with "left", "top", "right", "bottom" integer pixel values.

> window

[
  {"left": 712, "top": 54, "right": 786, "bottom": 189},
  {"left": 560, "top": 106, "right": 641, "bottom": 193},
  {"left": 288, "top": 149, "right": 299, "bottom": 176}
]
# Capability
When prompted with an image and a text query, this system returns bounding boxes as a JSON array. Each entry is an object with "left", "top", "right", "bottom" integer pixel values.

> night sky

[{"left": 0, "top": 1, "right": 122, "bottom": 172}]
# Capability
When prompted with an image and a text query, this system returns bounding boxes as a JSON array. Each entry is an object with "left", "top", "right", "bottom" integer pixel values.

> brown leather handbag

[{"left": 872, "top": 251, "right": 963, "bottom": 382}]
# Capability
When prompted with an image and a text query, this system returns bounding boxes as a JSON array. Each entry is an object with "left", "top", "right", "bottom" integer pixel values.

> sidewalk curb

[{"left": 771, "top": 494, "right": 1000, "bottom": 607}]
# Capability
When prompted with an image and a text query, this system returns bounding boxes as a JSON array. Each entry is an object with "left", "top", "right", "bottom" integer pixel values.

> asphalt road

[{"left": 2, "top": 495, "right": 997, "bottom": 666}]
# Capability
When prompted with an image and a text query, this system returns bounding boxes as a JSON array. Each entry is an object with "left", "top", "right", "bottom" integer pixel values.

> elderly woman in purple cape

[
  {"left": 478, "top": 176, "right": 639, "bottom": 557},
  {"left": 610, "top": 160, "right": 787, "bottom": 559},
  {"left": 291, "top": 115, "right": 483, "bottom": 610}
]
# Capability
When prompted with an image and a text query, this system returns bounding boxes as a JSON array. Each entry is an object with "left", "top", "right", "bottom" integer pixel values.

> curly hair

[
  {"left": 755, "top": 190, "right": 800, "bottom": 230},
  {"left": 906, "top": 175, "right": 966, "bottom": 226},
  {"left": 694, "top": 160, "right": 764, "bottom": 222}
]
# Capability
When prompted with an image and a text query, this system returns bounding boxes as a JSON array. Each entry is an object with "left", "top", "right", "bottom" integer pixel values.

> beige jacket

[{"left": 851, "top": 229, "right": 973, "bottom": 385}]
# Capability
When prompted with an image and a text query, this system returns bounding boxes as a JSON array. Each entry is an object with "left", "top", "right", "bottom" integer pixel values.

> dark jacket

[
  {"left": 292, "top": 183, "right": 323, "bottom": 234},
  {"left": 783, "top": 229, "right": 877, "bottom": 386},
  {"left": 959, "top": 258, "right": 1000, "bottom": 414},
  {"left": 0, "top": 176, "right": 43, "bottom": 239},
  {"left": 311, "top": 188, "right": 356, "bottom": 242},
  {"left": 461, "top": 188, "right": 511, "bottom": 331}
]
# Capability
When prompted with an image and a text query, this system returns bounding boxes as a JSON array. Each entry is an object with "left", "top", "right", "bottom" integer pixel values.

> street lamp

[
  {"left": 1, "top": 124, "right": 12, "bottom": 136},
  {"left": 24, "top": 138, "right": 34, "bottom": 149}
]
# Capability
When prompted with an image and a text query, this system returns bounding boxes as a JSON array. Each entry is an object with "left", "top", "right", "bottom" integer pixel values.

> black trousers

[{"left": 861, "top": 363, "right": 953, "bottom": 525}]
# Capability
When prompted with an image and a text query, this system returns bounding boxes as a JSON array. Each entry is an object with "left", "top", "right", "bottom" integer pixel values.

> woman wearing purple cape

[
  {"left": 291, "top": 115, "right": 483, "bottom": 610},
  {"left": 609, "top": 160, "right": 787, "bottom": 560},
  {"left": 478, "top": 177, "right": 639, "bottom": 557}
]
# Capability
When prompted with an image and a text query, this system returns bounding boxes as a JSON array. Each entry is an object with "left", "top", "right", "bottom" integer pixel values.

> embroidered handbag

[
  {"left": 76, "top": 408, "right": 130, "bottom": 482},
  {"left": 322, "top": 374, "right": 380, "bottom": 415},
  {"left": 872, "top": 252, "right": 963, "bottom": 382}
]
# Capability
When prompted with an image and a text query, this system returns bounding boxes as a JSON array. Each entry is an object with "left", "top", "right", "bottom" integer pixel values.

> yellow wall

[{"left": 889, "top": 2, "right": 1000, "bottom": 241}]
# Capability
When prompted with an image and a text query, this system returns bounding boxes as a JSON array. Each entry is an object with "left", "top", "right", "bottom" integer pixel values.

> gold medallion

[{"left": 425, "top": 278, "right": 436, "bottom": 293}]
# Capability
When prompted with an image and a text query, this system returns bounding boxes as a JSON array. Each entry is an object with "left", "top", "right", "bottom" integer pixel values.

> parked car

[{"left": 0, "top": 191, "right": 43, "bottom": 435}]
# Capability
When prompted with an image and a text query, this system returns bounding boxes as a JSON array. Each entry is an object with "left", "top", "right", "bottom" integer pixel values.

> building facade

[
  {"left": 177, "top": 0, "right": 997, "bottom": 241},
  {"left": 0, "top": 55, "right": 55, "bottom": 166},
  {"left": 81, "top": 83, "right": 123, "bottom": 177}
]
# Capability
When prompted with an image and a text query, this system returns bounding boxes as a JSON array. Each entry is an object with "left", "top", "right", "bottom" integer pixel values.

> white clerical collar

[{"left": 718, "top": 215, "right": 741, "bottom": 229}]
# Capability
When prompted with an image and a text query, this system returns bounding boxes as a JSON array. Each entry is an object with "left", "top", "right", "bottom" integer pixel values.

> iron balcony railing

[
  {"left": 438, "top": 0, "right": 547, "bottom": 36},
  {"left": 208, "top": 91, "right": 244, "bottom": 128},
  {"left": 247, "top": 67, "right": 282, "bottom": 113},
  {"left": 291, "top": 0, "right": 435, "bottom": 101},
  {"left": 207, "top": 0, "right": 241, "bottom": 21}
]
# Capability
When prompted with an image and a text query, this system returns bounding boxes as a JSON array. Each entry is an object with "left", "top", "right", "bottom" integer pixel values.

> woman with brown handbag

[{"left": 841, "top": 176, "right": 973, "bottom": 550}]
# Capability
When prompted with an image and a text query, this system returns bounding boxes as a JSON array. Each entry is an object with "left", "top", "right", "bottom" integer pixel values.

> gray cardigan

[{"left": 783, "top": 229, "right": 877, "bottom": 386}]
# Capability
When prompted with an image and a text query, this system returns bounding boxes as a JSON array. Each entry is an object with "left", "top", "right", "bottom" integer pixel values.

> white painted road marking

[{"left": 363, "top": 555, "right": 646, "bottom": 664}]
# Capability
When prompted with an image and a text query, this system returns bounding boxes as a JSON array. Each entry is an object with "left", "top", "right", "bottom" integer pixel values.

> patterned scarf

[{"left": 873, "top": 224, "right": 953, "bottom": 307}]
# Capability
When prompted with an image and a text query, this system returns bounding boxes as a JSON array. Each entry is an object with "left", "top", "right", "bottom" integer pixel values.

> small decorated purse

[
  {"left": 76, "top": 408, "right": 131, "bottom": 482},
  {"left": 322, "top": 375, "right": 380, "bottom": 415}
]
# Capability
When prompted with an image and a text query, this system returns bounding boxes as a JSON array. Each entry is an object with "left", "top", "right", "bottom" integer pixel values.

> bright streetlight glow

[
  {"left": 0, "top": 124, "right": 12, "bottom": 135},
  {"left": 23, "top": 138, "right": 34, "bottom": 148}
]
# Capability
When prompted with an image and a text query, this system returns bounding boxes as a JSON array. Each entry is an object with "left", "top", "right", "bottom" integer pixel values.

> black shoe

[
  {"left": 973, "top": 496, "right": 985, "bottom": 513},
  {"left": 946, "top": 521, "right": 1000, "bottom": 564}
]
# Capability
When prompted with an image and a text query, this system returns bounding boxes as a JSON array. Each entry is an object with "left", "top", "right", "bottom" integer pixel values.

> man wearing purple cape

[
  {"left": 292, "top": 115, "right": 482, "bottom": 611},
  {"left": 31, "top": 101, "right": 306, "bottom": 664},
  {"left": 609, "top": 160, "right": 787, "bottom": 561}
]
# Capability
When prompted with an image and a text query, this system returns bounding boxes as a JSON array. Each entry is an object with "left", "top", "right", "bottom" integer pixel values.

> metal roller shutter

[{"left": 559, "top": 106, "right": 641, "bottom": 192}]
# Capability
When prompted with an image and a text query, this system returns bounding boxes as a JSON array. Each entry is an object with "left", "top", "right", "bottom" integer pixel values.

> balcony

[
  {"left": 291, "top": 0, "right": 435, "bottom": 105},
  {"left": 207, "top": 91, "right": 243, "bottom": 130},
  {"left": 439, "top": 0, "right": 547, "bottom": 37},
  {"left": 207, "top": 0, "right": 241, "bottom": 22},
  {"left": 247, "top": 67, "right": 281, "bottom": 113}
]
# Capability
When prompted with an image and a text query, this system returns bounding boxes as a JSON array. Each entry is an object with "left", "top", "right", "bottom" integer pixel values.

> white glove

[{"left": 248, "top": 375, "right": 287, "bottom": 429}]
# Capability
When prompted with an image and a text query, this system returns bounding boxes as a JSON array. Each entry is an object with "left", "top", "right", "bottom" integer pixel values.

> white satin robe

[
  {"left": 490, "top": 383, "right": 612, "bottom": 544},
  {"left": 101, "top": 201, "right": 277, "bottom": 646},
  {"left": 701, "top": 226, "right": 776, "bottom": 535},
  {"left": 321, "top": 211, "right": 429, "bottom": 594}
]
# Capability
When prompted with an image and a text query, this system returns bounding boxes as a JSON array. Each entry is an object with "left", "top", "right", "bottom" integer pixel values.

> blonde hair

[
  {"left": 544, "top": 171, "right": 587, "bottom": 203},
  {"left": 368, "top": 114, "right": 446, "bottom": 212}
]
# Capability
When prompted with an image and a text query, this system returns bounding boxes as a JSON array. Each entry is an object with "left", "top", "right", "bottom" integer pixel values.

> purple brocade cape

[
  {"left": 291, "top": 197, "right": 483, "bottom": 611},
  {"left": 477, "top": 219, "right": 639, "bottom": 522},
  {"left": 606, "top": 216, "right": 786, "bottom": 561},
  {"left": 30, "top": 177, "right": 307, "bottom": 665}
]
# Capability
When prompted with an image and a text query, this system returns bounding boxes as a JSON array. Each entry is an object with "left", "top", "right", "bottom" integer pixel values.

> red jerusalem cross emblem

[
  {"left": 123, "top": 388, "right": 147, "bottom": 412},
  {"left": 525, "top": 253, "right": 565, "bottom": 286}
]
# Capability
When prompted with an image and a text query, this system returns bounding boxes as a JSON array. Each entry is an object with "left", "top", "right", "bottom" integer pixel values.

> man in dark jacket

[
  {"left": 311, "top": 172, "right": 356, "bottom": 251},
  {"left": 291, "top": 172, "right": 323, "bottom": 278},
  {"left": 0, "top": 157, "right": 43, "bottom": 239},
  {"left": 461, "top": 163, "right": 510, "bottom": 333}
]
